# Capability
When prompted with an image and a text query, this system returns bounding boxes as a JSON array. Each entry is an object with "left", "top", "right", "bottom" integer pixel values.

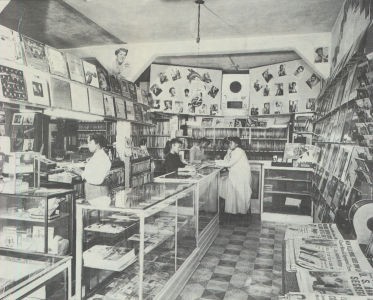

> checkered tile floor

[{"left": 176, "top": 216, "right": 287, "bottom": 300}]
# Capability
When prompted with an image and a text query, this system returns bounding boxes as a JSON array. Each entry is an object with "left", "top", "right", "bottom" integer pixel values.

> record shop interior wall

[{"left": 64, "top": 32, "right": 331, "bottom": 82}]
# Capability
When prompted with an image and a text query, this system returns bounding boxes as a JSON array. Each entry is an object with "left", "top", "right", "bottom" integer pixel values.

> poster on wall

[
  {"left": 0, "top": 25, "right": 24, "bottom": 64},
  {"left": 70, "top": 82, "right": 89, "bottom": 112},
  {"left": 109, "top": 75, "right": 122, "bottom": 95},
  {"left": 66, "top": 54, "right": 85, "bottom": 83},
  {"left": 88, "top": 88, "right": 104, "bottom": 115},
  {"left": 22, "top": 36, "right": 49, "bottom": 72},
  {"left": 82, "top": 61, "right": 99, "bottom": 88},
  {"left": 149, "top": 64, "right": 222, "bottom": 115},
  {"left": 249, "top": 59, "right": 321, "bottom": 115},
  {"left": 114, "top": 98, "right": 126, "bottom": 119},
  {"left": 221, "top": 74, "right": 250, "bottom": 116},
  {"left": 0, "top": 64, "right": 27, "bottom": 101},
  {"left": 50, "top": 78, "right": 72, "bottom": 110},
  {"left": 24, "top": 69, "right": 50, "bottom": 106},
  {"left": 46, "top": 46, "right": 69, "bottom": 78}
]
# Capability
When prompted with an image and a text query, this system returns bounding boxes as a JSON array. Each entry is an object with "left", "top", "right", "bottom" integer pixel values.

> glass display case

[
  {"left": 262, "top": 166, "right": 313, "bottom": 223},
  {"left": 0, "top": 188, "right": 74, "bottom": 254},
  {"left": 154, "top": 166, "right": 220, "bottom": 250},
  {"left": 0, "top": 248, "right": 71, "bottom": 300},
  {"left": 75, "top": 181, "right": 197, "bottom": 300}
]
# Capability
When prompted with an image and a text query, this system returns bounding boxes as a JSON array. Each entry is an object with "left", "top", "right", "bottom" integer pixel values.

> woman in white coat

[{"left": 217, "top": 137, "right": 252, "bottom": 218}]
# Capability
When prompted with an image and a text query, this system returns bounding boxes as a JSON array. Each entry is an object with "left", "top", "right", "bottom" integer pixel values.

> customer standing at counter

[
  {"left": 163, "top": 138, "right": 186, "bottom": 173},
  {"left": 216, "top": 137, "right": 252, "bottom": 219}
]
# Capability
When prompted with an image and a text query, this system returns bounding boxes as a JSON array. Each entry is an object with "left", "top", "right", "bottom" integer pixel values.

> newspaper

[
  {"left": 286, "top": 239, "right": 373, "bottom": 272},
  {"left": 296, "top": 270, "right": 373, "bottom": 297},
  {"left": 284, "top": 223, "right": 343, "bottom": 240},
  {"left": 285, "top": 292, "right": 373, "bottom": 300}
]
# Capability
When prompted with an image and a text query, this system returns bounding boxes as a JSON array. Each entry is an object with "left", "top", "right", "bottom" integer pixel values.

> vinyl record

[{"left": 88, "top": 88, "right": 104, "bottom": 115}]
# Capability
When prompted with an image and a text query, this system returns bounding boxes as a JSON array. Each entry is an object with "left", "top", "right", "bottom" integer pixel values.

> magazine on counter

[
  {"left": 284, "top": 223, "right": 343, "bottom": 240},
  {"left": 296, "top": 270, "right": 373, "bottom": 297},
  {"left": 286, "top": 239, "right": 373, "bottom": 272},
  {"left": 285, "top": 292, "right": 373, "bottom": 299}
]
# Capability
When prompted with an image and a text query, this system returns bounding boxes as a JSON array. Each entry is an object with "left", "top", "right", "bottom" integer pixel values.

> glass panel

[
  {"left": 198, "top": 173, "right": 218, "bottom": 234},
  {"left": 143, "top": 201, "right": 176, "bottom": 299}
]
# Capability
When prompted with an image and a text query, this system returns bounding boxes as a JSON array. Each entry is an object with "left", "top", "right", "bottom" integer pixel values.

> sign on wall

[{"left": 149, "top": 64, "right": 222, "bottom": 115}]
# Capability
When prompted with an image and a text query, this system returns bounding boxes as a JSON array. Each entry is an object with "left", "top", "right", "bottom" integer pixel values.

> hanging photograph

[
  {"left": 109, "top": 75, "right": 122, "bottom": 95},
  {"left": 152, "top": 99, "right": 160, "bottom": 109},
  {"left": 263, "top": 85, "right": 270, "bottom": 96},
  {"left": 171, "top": 68, "right": 181, "bottom": 81},
  {"left": 50, "top": 78, "right": 72, "bottom": 110},
  {"left": 46, "top": 46, "right": 69, "bottom": 78},
  {"left": 274, "top": 100, "right": 285, "bottom": 114},
  {"left": 22, "top": 35, "right": 49, "bottom": 72},
  {"left": 119, "top": 78, "right": 131, "bottom": 99},
  {"left": 163, "top": 100, "right": 173, "bottom": 112},
  {"left": 22, "top": 113, "right": 35, "bottom": 126},
  {"left": 88, "top": 88, "right": 104, "bottom": 115},
  {"left": 0, "top": 64, "right": 27, "bottom": 101},
  {"left": 262, "top": 102, "right": 270, "bottom": 114},
  {"left": 253, "top": 80, "right": 262, "bottom": 92},
  {"left": 294, "top": 65, "right": 304, "bottom": 76},
  {"left": 24, "top": 69, "right": 50, "bottom": 106},
  {"left": 125, "top": 101, "right": 135, "bottom": 120},
  {"left": 289, "top": 100, "right": 298, "bottom": 113},
  {"left": 133, "top": 104, "right": 143, "bottom": 121},
  {"left": 150, "top": 83, "right": 162, "bottom": 97},
  {"left": 289, "top": 82, "right": 297, "bottom": 94},
  {"left": 82, "top": 60, "right": 99, "bottom": 88},
  {"left": 66, "top": 53, "right": 85, "bottom": 83},
  {"left": 278, "top": 64, "right": 286, "bottom": 76},
  {"left": 306, "top": 98, "right": 316, "bottom": 111},
  {"left": 275, "top": 83, "right": 284, "bottom": 96},
  {"left": 306, "top": 73, "right": 320, "bottom": 89},
  {"left": 114, "top": 98, "right": 126, "bottom": 119},
  {"left": 314, "top": 47, "right": 329, "bottom": 63},
  {"left": 168, "top": 87, "right": 176, "bottom": 98},
  {"left": 70, "top": 82, "right": 89, "bottom": 112},
  {"left": 103, "top": 94, "right": 115, "bottom": 117},
  {"left": 12, "top": 113, "right": 23, "bottom": 125},
  {"left": 210, "top": 104, "right": 219, "bottom": 115},
  {"left": 175, "top": 101, "right": 184, "bottom": 113},
  {"left": 262, "top": 69, "right": 273, "bottom": 82},
  {"left": 0, "top": 25, "right": 24, "bottom": 64}
]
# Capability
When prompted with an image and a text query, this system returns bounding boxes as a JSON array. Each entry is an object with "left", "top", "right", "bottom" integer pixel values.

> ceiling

[
  {"left": 64, "top": 0, "right": 344, "bottom": 44},
  {"left": 0, "top": 0, "right": 123, "bottom": 49}
]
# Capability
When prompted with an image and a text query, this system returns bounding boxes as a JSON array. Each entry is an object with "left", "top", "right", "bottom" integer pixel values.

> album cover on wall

[
  {"left": 22, "top": 36, "right": 49, "bottom": 72},
  {"left": 128, "top": 82, "right": 137, "bottom": 102},
  {"left": 46, "top": 46, "right": 69, "bottom": 78},
  {"left": 125, "top": 101, "right": 135, "bottom": 120},
  {"left": 103, "top": 94, "right": 115, "bottom": 117},
  {"left": 119, "top": 78, "right": 131, "bottom": 99},
  {"left": 50, "top": 78, "right": 72, "bottom": 110},
  {"left": 66, "top": 53, "right": 85, "bottom": 83},
  {"left": 221, "top": 74, "right": 250, "bottom": 116},
  {"left": 70, "top": 82, "right": 89, "bottom": 112},
  {"left": 24, "top": 69, "right": 50, "bottom": 106},
  {"left": 0, "top": 64, "right": 27, "bottom": 101},
  {"left": 0, "top": 25, "right": 24, "bottom": 64},
  {"left": 133, "top": 104, "right": 143, "bottom": 121},
  {"left": 109, "top": 75, "right": 122, "bottom": 95},
  {"left": 114, "top": 98, "right": 126, "bottom": 119},
  {"left": 97, "top": 65, "right": 111, "bottom": 92},
  {"left": 82, "top": 61, "right": 99, "bottom": 88},
  {"left": 88, "top": 88, "right": 104, "bottom": 115}
]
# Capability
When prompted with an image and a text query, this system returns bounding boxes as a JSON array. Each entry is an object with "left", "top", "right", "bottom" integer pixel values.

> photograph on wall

[
  {"left": 289, "top": 82, "right": 297, "bottom": 93},
  {"left": 274, "top": 100, "right": 286, "bottom": 114},
  {"left": 66, "top": 53, "right": 85, "bottom": 83},
  {"left": 0, "top": 25, "right": 24, "bottom": 64},
  {"left": 314, "top": 47, "right": 329, "bottom": 63},
  {"left": 253, "top": 80, "right": 262, "bottom": 92},
  {"left": 175, "top": 101, "right": 184, "bottom": 113},
  {"left": 125, "top": 101, "right": 135, "bottom": 120},
  {"left": 294, "top": 65, "right": 305, "bottom": 76},
  {"left": 0, "top": 64, "right": 27, "bottom": 101},
  {"left": 109, "top": 75, "right": 122, "bottom": 95},
  {"left": 278, "top": 64, "right": 286, "bottom": 76},
  {"left": 275, "top": 83, "right": 284, "bottom": 96},
  {"left": 150, "top": 64, "right": 222, "bottom": 115},
  {"left": 12, "top": 113, "right": 23, "bottom": 125},
  {"left": 50, "top": 78, "right": 72, "bottom": 110},
  {"left": 289, "top": 100, "right": 298, "bottom": 113},
  {"left": 306, "top": 73, "right": 321, "bottom": 89},
  {"left": 103, "top": 94, "right": 115, "bottom": 117},
  {"left": 263, "top": 85, "right": 270, "bottom": 96},
  {"left": 262, "top": 102, "right": 270, "bottom": 114},
  {"left": 70, "top": 82, "right": 89, "bottom": 112},
  {"left": 221, "top": 74, "right": 250, "bottom": 116},
  {"left": 46, "top": 46, "right": 69, "bottom": 78},
  {"left": 96, "top": 65, "right": 111, "bottom": 92},
  {"left": 24, "top": 69, "right": 50, "bottom": 106},
  {"left": 114, "top": 98, "right": 126, "bottom": 119},
  {"left": 262, "top": 69, "right": 273, "bottom": 82},
  {"left": 88, "top": 88, "right": 104, "bottom": 115},
  {"left": 23, "top": 113, "right": 35, "bottom": 126},
  {"left": 22, "top": 35, "right": 49, "bottom": 72},
  {"left": 82, "top": 60, "right": 99, "bottom": 88}
]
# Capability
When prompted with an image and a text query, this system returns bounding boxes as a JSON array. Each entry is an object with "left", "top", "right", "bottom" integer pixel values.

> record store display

[
  {"left": 88, "top": 88, "right": 105, "bottom": 115},
  {"left": 0, "top": 64, "right": 27, "bottom": 101},
  {"left": 0, "top": 25, "right": 24, "bottom": 64},
  {"left": 128, "top": 81, "right": 137, "bottom": 102},
  {"left": 125, "top": 100, "right": 135, "bottom": 120},
  {"left": 24, "top": 69, "right": 50, "bottom": 106},
  {"left": 46, "top": 46, "right": 69, "bottom": 78},
  {"left": 22, "top": 36, "right": 49, "bottom": 72},
  {"left": 70, "top": 82, "right": 89, "bottom": 112},
  {"left": 82, "top": 60, "right": 99, "bottom": 88},
  {"left": 109, "top": 75, "right": 122, "bottom": 95},
  {"left": 120, "top": 78, "right": 131, "bottom": 99},
  {"left": 221, "top": 74, "right": 250, "bottom": 116},
  {"left": 66, "top": 53, "right": 85, "bottom": 83},
  {"left": 114, "top": 98, "right": 127, "bottom": 119},
  {"left": 103, "top": 93, "right": 116, "bottom": 117},
  {"left": 50, "top": 77, "right": 72, "bottom": 110}
]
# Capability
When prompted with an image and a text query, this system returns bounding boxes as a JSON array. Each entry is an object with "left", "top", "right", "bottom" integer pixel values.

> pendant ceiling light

[{"left": 195, "top": 0, "right": 204, "bottom": 44}]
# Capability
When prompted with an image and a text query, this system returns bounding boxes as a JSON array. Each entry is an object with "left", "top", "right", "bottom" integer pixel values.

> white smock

[{"left": 218, "top": 147, "right": 252, "bottom": 214}]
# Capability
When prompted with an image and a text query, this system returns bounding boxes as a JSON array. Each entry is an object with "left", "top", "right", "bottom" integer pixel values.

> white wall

[{"left": 64, "top": 32, "right": 331, "bottom": 82}]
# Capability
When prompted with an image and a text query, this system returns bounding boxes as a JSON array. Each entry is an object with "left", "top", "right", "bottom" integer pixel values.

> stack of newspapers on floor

[{"left": 284, "top": 223, "right": 373, "bottom": 299}]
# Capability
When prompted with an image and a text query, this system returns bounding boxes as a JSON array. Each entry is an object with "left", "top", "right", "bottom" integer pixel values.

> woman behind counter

[
  {"left": 217, "top": 137, "right": 252, "bottom": 221},
  {"left": 163, "top": 138, "right": 186, "bottom": 174}
]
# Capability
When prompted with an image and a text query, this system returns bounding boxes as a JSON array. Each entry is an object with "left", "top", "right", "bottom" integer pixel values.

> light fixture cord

[{"left": 196, "top": 2, "right": 201, "bottom": 44}]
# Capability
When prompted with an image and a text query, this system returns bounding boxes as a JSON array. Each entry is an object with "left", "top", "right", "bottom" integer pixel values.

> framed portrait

[
  {"left": 119, "top": 78, "right": 131, "bottom": 99},
  {"left": 103, "top": 93, "right": 115, "bottom": 117},
  {"left": 0, "top": 24, "right": 24, "bottom": 64},
  {"left": 114, "top": 98, "right": 126, "bottom": 119},
  {"left": 82, "top": 60, "right": 99, "bottom": 88},
  {"left": 12, "top": 113, "right": 23, "bottom": 125},
  {"left": 22, "top": 113, "right": 35, "bottom": 126},
  {"left": 88, "top": 88, "right": 104, "bottom": 115},
  {"left": 24, "top": 69, "right": 50, "bottom": 106},
  {"left": 66, "top": 53, "right": 85, "bottom": 83},
  {"left": 0, "top": 64, "right": 27, "bottom": 101},
  {"left": 50, "top": 77, "right": 72, "bottom": 110},
  {"left": 22, "top": 35, "right": 49, "bottom": 72},
  {"left": 125, "top": 101, "right": 135, "bottom": 120},
  {"left": 46, "top": 46, "right": 69, "bottom": 78},
  {"left": 109, "top": 75, "right": 122, "bottom": 95},
  {"left": 70, "top": 82, "right": 89, "bottom": 112}
]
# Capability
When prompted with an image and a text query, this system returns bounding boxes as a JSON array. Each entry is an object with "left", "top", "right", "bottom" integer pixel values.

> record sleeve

[
  {"left": 70, "top": 82, "right": 89, "bottom": 112},
  {"left": 0, "top": 25, "right": 24, "bottom": 64},
  {"left": 0, "top": 64, "right": 27, "bottom": 101},
  {"left": 88, "top": 88, "right": 104, "bottom": 115},
  {"left": 50, "top": 78, "right": 72, "bottom": 110},
  {"left": 66, "top": 53, "right": 85, "bottom": 83},
  {"left": 103, "top": 93, "right": 115, "bottom": 117},
  {"left": 125, "top": 101, "right": 135, "bottom": 121},
  {"left": 96, "top": 65, "right": 111, "bottom": 92},
  {"left": 133, "top": 103, "right": 143, "bottom": 121},
  {"left": 114, "top": 98, "right": 126, "bottom": 119},
  {"left": 24, "top": 69, "right": 50, "bottom": 106},
  {"left": 82, "top": 60, "right": 99, "bottom": 88},
  {"left": 120, "top": 78, "right": 131, "bottom": 99},
  {"left": 45, "top": 46, "right": 69, "bottom": 78},
  {"left": 109, "top": 75, "right": 122, "bottom": 95},
  {"left": 128, "top": 82, "right": 137, "bottom": 102},
  {"left": 22, "top": 36, "right": 49, "bottom": 72}
]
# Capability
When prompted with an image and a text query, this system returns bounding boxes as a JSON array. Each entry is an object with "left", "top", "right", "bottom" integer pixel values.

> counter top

[{"left": 0, "top": 188, "right": 74, "bottom": 198}]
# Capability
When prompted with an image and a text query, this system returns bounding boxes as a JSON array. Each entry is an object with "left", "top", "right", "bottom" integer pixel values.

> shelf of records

[
  {"left": 75, "top": 182, "right": 198, "bottom": 300},
  {"left": 0, "top": 188, "right": 74, "bottom": 255},
  {"left": 0, "top": 24, "right": 153, "bottom": 122},
  {"left": 0, "top": 248, "right": 72, "bottom": 300},
  {"left": 283, "top": 223, "right": 373, "bottom": 299},
  {"left": 124, "top": 154, "right": 152, "bottom": 188},
  {"left": 77, "top": 121, "right": 117, "bottom": 147},
  {"left": 312, "top": 144, "right": 373, "bottom": 224}
]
